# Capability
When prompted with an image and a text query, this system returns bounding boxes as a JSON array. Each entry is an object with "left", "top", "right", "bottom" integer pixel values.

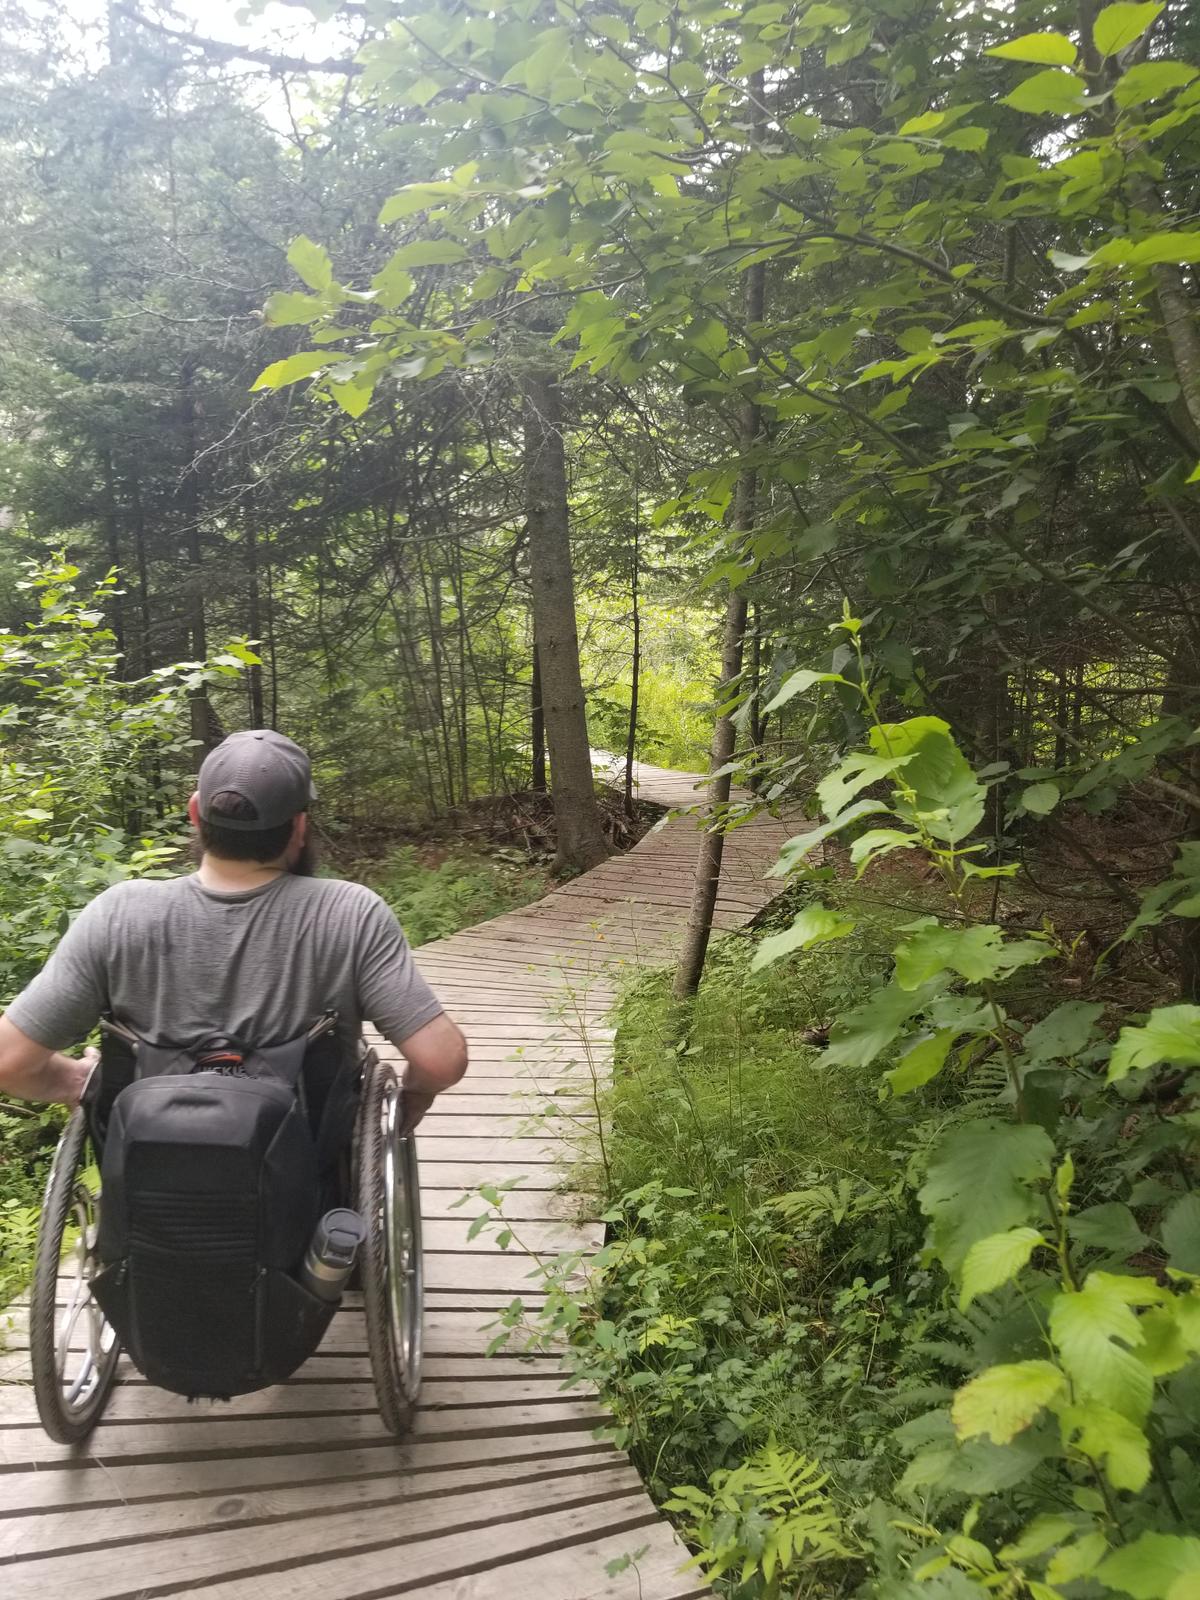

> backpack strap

[
  {"left": 101, "top": 1011, "right": 339, "bottom": 1090},
  {"left": 313, "top": 1039, "right": 366, "bottom": 1173}
]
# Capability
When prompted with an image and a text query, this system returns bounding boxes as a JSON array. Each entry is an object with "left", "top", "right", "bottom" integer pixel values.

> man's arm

[
  {"left": 394, "top": 1013, "right": 468, "bottom": 1132},
  {"left": 0, "top": 1015, "right": 97, "bottom": 1108}
]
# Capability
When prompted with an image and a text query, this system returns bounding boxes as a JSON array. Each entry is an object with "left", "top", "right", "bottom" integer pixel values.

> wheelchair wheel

[
  {"left": 357, "top": 1053, "right": 423, "bottom": 1435},
  {"left": 30, "top": 1109, "right": 121, "bottom": 1444}
]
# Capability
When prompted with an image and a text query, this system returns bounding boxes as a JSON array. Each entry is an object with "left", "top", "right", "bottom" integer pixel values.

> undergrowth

[
  {"left": 364, "top": 843, "right": 549, "bottom": 947},
  {"left": 583, "top": 906, "right": 954, "bottom": 1541}
]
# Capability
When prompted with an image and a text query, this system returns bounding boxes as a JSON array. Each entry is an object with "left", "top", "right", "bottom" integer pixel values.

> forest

[{"left": 2, "top": 0, "right": 1200, "bottom": 1593}]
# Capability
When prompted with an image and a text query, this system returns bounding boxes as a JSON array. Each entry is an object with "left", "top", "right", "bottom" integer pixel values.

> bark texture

[
  {"left": 673, "top": 253, "right": 766, "bottom": 1000},
  {"left": 522, "top": 362, "right": 610, "bottom": 872}
]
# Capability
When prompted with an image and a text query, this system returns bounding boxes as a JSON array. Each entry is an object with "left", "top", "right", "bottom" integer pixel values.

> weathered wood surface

[{"left": 0, "top": 758, "right": 802, "bottom": 1599}]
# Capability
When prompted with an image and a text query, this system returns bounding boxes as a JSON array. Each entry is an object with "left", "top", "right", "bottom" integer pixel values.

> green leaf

[
  {"left": 1060, "top": 1402, "right": 1151, "bottom": 1491},
  {"left": 1092, "top": 2, "right": 1163, "bottom": 57},
  {"left": 898, "top": 110, "right": 945, "bottom": 134},
  {"left": 767, "top": 801, "right": 890, "bottom": 877},
  {"left": 264, "top": 291, "right": 326, "bottom": 327},
  {"left": 952, "top": 1360, "right": 1065, "bottom": 1444},
  {"left": 1049, "top": 1273, "right": 1154, "bottom": 1421},
  {"left": 1114, "top": 61, "right": 1198, "bottom": 109},
  {"left": 867, "top": 718, "right": 985, "bottom": 843},
  {"left": 1023, "top": 1001, "right": 1104, "bottom": 1062},
  {"left": 824, "top": 980, "right": 935, "bottom": 1071},
  {"left": 999, "top": 1515, "right": 1079, "bottom": 1563},
  {"left": 251, "top": 351, "right": 348, "bottom": 391},
  {"left": 920, "top": 1120, "right": 1055, "bottom": 1274},
  {"left": 1021, "top": 781, "right": 1060, "bottom": 815},
  {"left": 1097, "top": 1533, "right": 1200, "bottom": 1598},
  {"left": 1002, "top": 68, "right": 1088, "bottom": 115},
  {"left": 329, "top": 380, "right": 373, "bottom": 418},
  {"left": 986, "top": 32, "right": 1077, "bottom": 66},
  {"left": 1108, "top": 1004, "right": 1200, "bottom": 1081},
  {"left": 370, "top": 258, "right": 416, "bottom": 309},
  {"left": 1189, "top": 462, "right": 1200, "bottom": 485},
  {"left": 942, "top": 126, "right": 989, "bottom": 152},
  {"left": 287, "top": 235, "right": 333, "bottom": 292},
  {"left": 1093, "top": 232, "right": 1200, "bottom": 268},
  {"left": 1068, "top": 1202, "right": 1148, "bottom": 1257},
  {"left": 894, "top": 920, "right": 1051, "bottom": 990},
  {"left": 1162, "top": 1193, "right": 1200, "bottom": 1274},
  {"left": 884, "top": 1029, "right": 955, "bottom": 1095},
  {"left": 379, "top": 238, "right": 468, "bottom": 268},
  {"left": 762, "top": 668, "right": 849, "bottom": 713},
  {"left": 959, "top": 1227, "right": 1045, "bottom": 1308},
  {"left": 749, "top": 905, "right": 856, "bottom": 972}
]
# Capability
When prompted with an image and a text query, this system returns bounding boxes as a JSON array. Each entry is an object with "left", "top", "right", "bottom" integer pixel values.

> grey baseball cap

[{"left": 197, "top": 730, "right": 317, "bottom": 831}]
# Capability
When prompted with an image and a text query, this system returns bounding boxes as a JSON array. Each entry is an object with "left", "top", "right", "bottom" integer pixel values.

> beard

[{"left": 287, "top": 834, "right": 320, "bottom": 877}]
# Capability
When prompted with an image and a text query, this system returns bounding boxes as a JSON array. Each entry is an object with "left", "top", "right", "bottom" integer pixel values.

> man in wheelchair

[{"left": 0, "top": 730, "right": 467, "bottom": 1438}]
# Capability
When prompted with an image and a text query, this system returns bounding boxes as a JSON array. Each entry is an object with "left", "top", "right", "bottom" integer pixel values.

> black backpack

[{"left": 88, "top": 1015, "right": 357, "bottom": 1400}]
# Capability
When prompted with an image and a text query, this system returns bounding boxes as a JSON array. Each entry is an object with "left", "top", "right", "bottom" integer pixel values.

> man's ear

[
  {"left": 292, "top": 812, "right": 309, "bottom": 847},
  {"left": 187, "top": 792, "right": 201, "bottom": 828}
]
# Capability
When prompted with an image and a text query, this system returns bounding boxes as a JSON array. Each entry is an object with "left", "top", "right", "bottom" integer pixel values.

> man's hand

[
  {"left": 398, "top": 1086, "right": 436, "bottom": 1136},
  {"left": 391, "top": 1013, "right": 467, "bottom": 1134},
  {"left": 0, "top": 1014, "right": 101, "bottom": 1107},
  {"left": 59, "top": 1046, "right": 100, "bottom": 1109}
]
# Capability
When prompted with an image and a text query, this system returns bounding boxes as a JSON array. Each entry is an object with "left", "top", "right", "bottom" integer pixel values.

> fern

[{"left": 665, "top": 1440, "right": 854, "bottom": 1594}]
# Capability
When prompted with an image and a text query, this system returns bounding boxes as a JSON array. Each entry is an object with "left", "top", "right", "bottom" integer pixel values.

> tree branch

[{"left": 112, "top": 4, "right": 361, "bottom": 75}]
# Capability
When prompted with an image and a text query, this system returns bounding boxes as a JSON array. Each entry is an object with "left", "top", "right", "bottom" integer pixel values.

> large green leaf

[
  {"left": 1162, "top": 1193, "right": 1200, "bottom": 1274},
  {"left": 1059, "top": 1403, "right": 1151, "bottom": 1492},
  {"left": 1098, "top": 1533, "right": 1200, "bottom": 1598},
  {"left": 1113, "top": 61, "right": 1197, "bottom": 108},
  {"left": 952, "top": 1360, "right": 1064, "bottom": 1444},
  {"left": 1107, "top": 1005, "right": 1200, "bottom": 1081},
  {"left": 894, "top": 920, "right": 1052, "bottom": 990},
  {"left": 959, "top": 1227, "right": 1044, "bottom": 1308},
  {"left": 1022, "top": 1001, "right": 1104, "bottom": 1062},
  {"left": 251, "top": 352, "right": 348, "bottom": 392},
  {"left": 762, "top": 668, "right": 848, "bottom": 714},
  {"left": 823, "top": 980, "right": 936, "bottom": 1070},
  {"left": 884, "top": 1029, "right": 955, "bottom": 1095},
  {"left": 1021, "top": 781, "right": 1059, "bottom": 815},
  {"left": 264, "top": 291, "right": 326, "bottom": 327},
  {"left": 1068, "top": 1202, "right": 1148, "bottom": 1258},
  {"left": 1093, "top": 233, "right": 1200, "bottom": 268},
  {"left": 920, "top": 1120, "right": 1055, "bottom": 1274},
  {"left": 749, "top": 905, "right": 856, "bottom": 972},
  {"left": 986, "top": 32, "right": 1076, "bottom": 66},
  {"left": 1002, "top": 69, "right": 1088, "bottom": 115},
  {"left": 868, "top": 718, "right": 985, "bottom": 843},
  {"left": 1092, "top": 2, "right": 1163, "bottom": 57},
  {"left": 1049, "top": 1273, "right": 1157, "bottom": 1421},
  {"left": 382, "top": 239, "right": 469, "bottom": 268},
  {"left": 287, "top": 235, "right": 333, "bottom": 292}
]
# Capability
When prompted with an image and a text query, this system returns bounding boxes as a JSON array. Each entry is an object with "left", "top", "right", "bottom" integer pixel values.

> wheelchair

[{"left": 29, "top": 1024, "right": 422, "bottom": 1444}]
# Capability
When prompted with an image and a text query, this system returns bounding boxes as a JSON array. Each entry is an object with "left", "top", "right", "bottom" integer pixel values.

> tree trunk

[
  {"left": 522, "top": 361, "right": 610, "bottom": 872},
  {"left": 127, "top": 470, "right": 153, "bottom": 678},
  {"left": 245, "top": 517, "right": 265, "bottom": 727},
  {"left": 99, "top": 449, "right": 126, "bottom": 672},
  {"left": 673, "top": 253, "right": 766, "bottom": 1002},
  {"left": 624, "top": 506, "right": 641, "bottom": 819},
  {"left": 530, "top": 637, "right": 547, "bottom": 793},
  {"left": 178, "top": 360, "right": 215, "bottom": 758}
]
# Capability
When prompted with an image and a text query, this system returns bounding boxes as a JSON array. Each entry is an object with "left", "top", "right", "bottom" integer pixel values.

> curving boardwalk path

[{"left": 0, "top": 760, "right": 803, "bottom": 1599}]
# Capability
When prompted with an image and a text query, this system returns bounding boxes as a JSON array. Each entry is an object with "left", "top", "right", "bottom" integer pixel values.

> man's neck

[{"left": 195, "top": 855, "right": 286, "bottom": 894}]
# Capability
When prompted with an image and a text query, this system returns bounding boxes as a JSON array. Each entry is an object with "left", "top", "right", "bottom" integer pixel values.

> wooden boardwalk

[{"left": 0, "top": 760, "right": 800, "bottom": 1599}]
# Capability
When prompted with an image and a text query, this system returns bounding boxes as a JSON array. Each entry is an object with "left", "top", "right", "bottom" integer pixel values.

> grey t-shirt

[{"left": 4, "top": 873, "right": 443, "bottom": 1056}]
